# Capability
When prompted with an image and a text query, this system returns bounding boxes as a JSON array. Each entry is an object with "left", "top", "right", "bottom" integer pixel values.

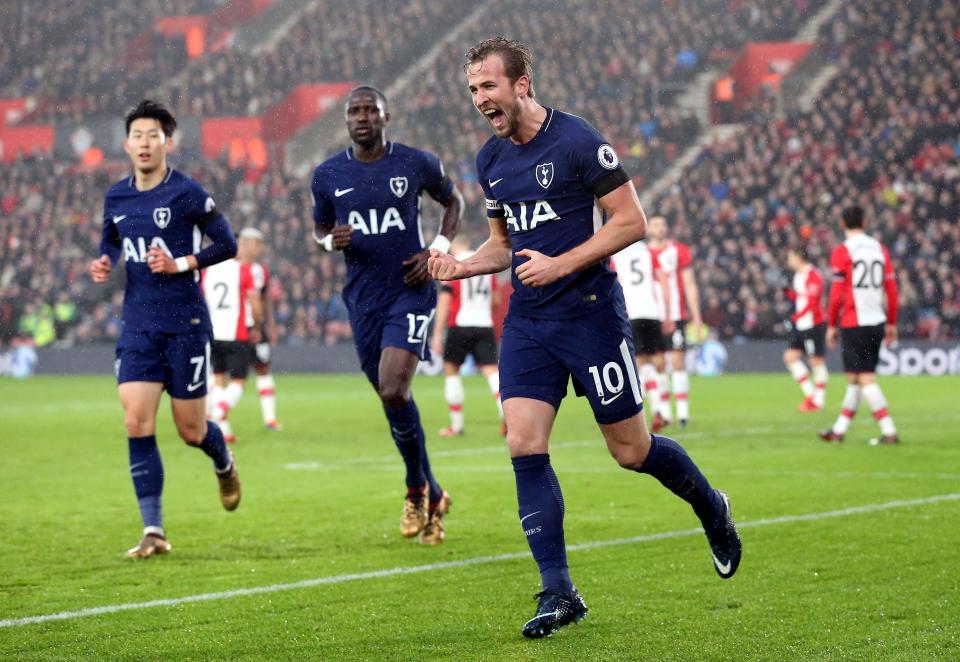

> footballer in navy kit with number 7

[{"left": 90, "top": 100, "right": 241, "bottom": 560}]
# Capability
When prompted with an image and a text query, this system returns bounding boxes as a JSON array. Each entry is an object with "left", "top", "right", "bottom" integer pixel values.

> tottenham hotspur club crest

[
  {"left": 535, "top": 162, "right": 554, "bottom": 189},
  {"left": 389, "top": 176, "right": 408, "bottom": 198},
  {"left": 153, "top": 207, "right": 171, "bottom": 229}
]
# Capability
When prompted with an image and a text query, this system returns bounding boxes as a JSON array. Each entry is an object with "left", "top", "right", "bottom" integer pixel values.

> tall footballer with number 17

[
  {"left": 311, "top": 86, "right": 464, "bottom": 544},
  {"left": 428, "top": 38, "right": 741, "bottom": 639}
]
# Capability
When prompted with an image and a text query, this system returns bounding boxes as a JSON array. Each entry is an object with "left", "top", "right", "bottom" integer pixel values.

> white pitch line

[
  {"left": 2, "top": 492, "right": 958, "bottom": 630},
  {"left": 282, "top": 426, "right": 783, "bottom": 471},
  {"left": 282, "top": 412, "right": 960, "bottom": 472},
  {"left": 443, "top": 467, "right": 960, "bottom": 480}
]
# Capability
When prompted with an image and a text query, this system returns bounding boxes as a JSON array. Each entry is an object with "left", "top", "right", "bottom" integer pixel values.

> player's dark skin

[
  {"left": 340, "top": 90, "right": 461, "bottom": 285},
  {"left": 326, "top": 88, "right": 463, "bottom": 408}
]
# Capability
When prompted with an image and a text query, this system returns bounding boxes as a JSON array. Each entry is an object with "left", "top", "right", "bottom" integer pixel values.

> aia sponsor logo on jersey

[
  {"left": 123, "top": 236, "right": 172, "bottom": 263},
  {"left": 347, "top": 207, "right": 406, "bottom": 235},
  {"left": 503, "top": 200, "right": 559, "bottom": 233}
]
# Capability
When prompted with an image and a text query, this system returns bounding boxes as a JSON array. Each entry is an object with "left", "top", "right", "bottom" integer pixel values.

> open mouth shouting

[{"left": 482, "top": 105, "right": 507, "bottom": 132}]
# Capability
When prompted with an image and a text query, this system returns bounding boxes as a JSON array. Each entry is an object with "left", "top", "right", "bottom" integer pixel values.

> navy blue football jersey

[
  {"left": 100, "top": 169, "right": 219, "bottom": 333},
  {"left": 311, "top": 142, "right": 453, "bottom": 315},
  {"left": 478, "top": 108, "right": 630, "bottom": 319}
]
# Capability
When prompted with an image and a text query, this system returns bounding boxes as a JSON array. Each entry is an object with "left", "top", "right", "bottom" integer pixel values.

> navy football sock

[
  {"left": 411, "top": 399, "right": 443, "bottom": 503},
  {"left": 385, "top": 400, "right": 426, "bottom": 490},
  {"left": 512, "top": 454, "right": 573, "bottom": 594},
  {"left": 197, "top": 421, "right": 232, "bottom": 472},
  {"left": 128, "top": 435, "right": 164, "bottom": 530},
  {"left": 638, "top": 434, "right": 722, "bottom": 527}
]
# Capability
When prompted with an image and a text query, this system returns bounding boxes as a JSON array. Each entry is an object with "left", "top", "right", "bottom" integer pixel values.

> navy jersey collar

[
  {"left": 346, "top": 141, "right": 394, "bottom": 162},
  {"left": 127, "top": 167, "right": 174, "bottom": 191},
  {"left": 510, "top": 107, "right": 554, "bottom": 149}
]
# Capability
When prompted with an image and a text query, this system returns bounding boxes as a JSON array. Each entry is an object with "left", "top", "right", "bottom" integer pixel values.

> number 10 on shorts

[{"left": 587, "top": 339, "right": 643, "bottom": 406}]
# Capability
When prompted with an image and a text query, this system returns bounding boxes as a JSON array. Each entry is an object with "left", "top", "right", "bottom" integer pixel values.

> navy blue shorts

[
  {"left": 500, "top": 298, "right": 644, "bottom": 425},
  {"left": 115, "top": 327, "right": 211, "bottom": 399},
  {"left": 351, "top": 299, "right": 434, "bottom": 385}
]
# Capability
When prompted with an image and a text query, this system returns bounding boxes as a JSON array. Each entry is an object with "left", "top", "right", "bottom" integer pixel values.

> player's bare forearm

[
  {"left": 556, "top": 182, "right": 645, "bottom": 277},
  {"left": 264, "top": 297, "right": 277, "bottom": 343},
  {"left": 827, "top": 282, "right": 842, "bottom": 328},
  {"left": 464, "top": 230, "right": 512, "bottom": 274},
  {"left": 434, "top": 291, "right": 451, "bottom": 330},
  {"left": 682, "top": 268, "right": 702, "bottom": 325},
  {"left": 429, "top": 218, "right": 511, "bottom": 281},
  {"left": 314, "top": 224, "right": 352, "bottom": 251},
  {"left": 146, "top": 248, "right": 198, "bottom": 274},
  {"left": 432, "top": 290, "right": 451, "bottom": 353},
  {"left": 89, "top": 255, "right": 113, "bottom": 283},
  {"left": 264, "top": 295, "right": 276, "bottom": 326},
  {"left": 437, "top": 186, "right": 464, "bottom": 242},
  {"left": 250, "top": 292, "right": 263, "bottom": 328}
]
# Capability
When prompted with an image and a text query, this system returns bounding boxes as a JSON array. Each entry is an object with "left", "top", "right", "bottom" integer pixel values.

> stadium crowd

[
  {"left": 654, "top": 0, "right": 960, "bottom": 340},
  {"left": 167, "top": 0, "right": 475, "bottom": 117},
  {"left": 1, "top": 0, "right": 956, "bottom": 348},
  {"left": 2, "top": 0, "right": 221, "bottom": 121}
]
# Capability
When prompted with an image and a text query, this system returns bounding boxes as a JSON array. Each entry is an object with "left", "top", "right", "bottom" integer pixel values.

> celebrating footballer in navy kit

[
  {"left": 428, "top": 38, "right": 741, "bottom": 638},
  {"left": 311, "top": 86, "right": 464, "bottom": 545},
  {"left": 89, "top": 100, "right": 241, "bottom": 560}
]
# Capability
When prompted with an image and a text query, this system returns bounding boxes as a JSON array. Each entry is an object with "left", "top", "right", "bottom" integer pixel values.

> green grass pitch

[{"left": 0, "top": 373, "right": 958, "bottom": 660}]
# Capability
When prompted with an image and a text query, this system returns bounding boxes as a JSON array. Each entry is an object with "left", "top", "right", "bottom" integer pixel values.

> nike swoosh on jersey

[
  {"left": 186, "top": 382, "right": 204, "bottom": 392},
  {"left": 334, "top": 187, "right": 355, "bottom": 197},
  {"left": 712, "top": 554, "right": 732, "bottom": 575},
  {"left": 488, "top": 178, "right": 504, "bottom": 187},
  {"left": 113, "top": 215, "right": 128, "bottom": 223},
  {"left": 600, "top": 392, "right": 623, "bottom": 406}
]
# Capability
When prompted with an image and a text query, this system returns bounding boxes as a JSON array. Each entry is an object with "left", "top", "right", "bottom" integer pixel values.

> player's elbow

[
  {"left": 449, "top": 187, "right": 465, "bottom": 217},
  {"left": 224, "top": 234, "right": 239, "bottom": 259}
]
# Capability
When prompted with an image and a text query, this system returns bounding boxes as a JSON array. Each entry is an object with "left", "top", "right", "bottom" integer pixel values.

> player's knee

[
  {"left": 378, "top": 383, "right": 410, "bottom": 409},
  {"left": 505, "top": 426, "right": 549, "bottom": 457},
  {"left": 612, "top": 442, "right": 650, "bottom": 470},
  {"left": 123, "top": 414, "right": 154, "bottom": 438},
  {"left": 607, "top": 432, "right": 651, "bottom": 470},
  {"left": 176, "top": 420, "right": 207, "bottom": 445}
]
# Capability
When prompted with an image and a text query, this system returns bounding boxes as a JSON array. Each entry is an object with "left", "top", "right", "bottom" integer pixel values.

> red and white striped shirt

[
  {"left": 786, "top": 264, "right": 825, "bottom": 330},
  {"left": 202, "top": 258, "right": 256, "bottom": 341},
  {"left": 251, "top": 261, "right": 268, "bottom": 296},
  {"left": 612, "top": 240, "right": 665, "bottom": 321},
  {"left": 650, "top": 241, "right": 692, "bottom": 321},
  {"left": 828, "top": 233, "right": 898, "bottom": 328}
]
